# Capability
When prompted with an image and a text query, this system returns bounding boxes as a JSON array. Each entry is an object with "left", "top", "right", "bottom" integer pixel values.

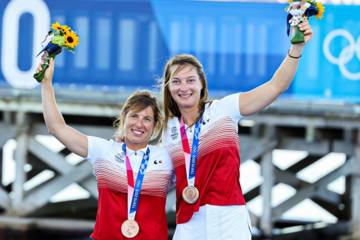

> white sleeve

[
  {"left": 216, "top": 93, "right": 242, "bottom": 123},
  {"left": 87, "top": 136, "right": 110, "bottom": 165},
  {"left": 156, "top": 143, "right": 176, "bottom": 191}
]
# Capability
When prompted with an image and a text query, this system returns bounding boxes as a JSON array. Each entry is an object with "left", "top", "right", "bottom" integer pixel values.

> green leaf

[{"left": 51, "top": 35, "right": 65, "bottom": 46}]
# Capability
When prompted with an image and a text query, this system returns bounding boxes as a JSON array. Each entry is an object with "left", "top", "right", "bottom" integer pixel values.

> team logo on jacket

[
  {"left": 154, "top": 159, "right": 163, "bottom": 165},
  {"left": 115, "top": 152, "right": 125, "bottom": 163},
  {"left": 171, "top": 126, "right": 178, "bottom": 140}
]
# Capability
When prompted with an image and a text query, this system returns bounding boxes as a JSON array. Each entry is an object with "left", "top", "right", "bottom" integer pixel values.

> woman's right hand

[{"left": 36, "top": 53, "right": 55, "bottom": 84}]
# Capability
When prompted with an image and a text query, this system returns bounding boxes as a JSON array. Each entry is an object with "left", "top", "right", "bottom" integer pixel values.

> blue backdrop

[{"left": 0, "top": 0, "right": 359, "bottom": 101}]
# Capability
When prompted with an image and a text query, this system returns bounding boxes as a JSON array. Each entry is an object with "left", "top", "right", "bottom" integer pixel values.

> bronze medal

[
  {"left": 121, "top": 219, "right": 139, "bottom": 238},
  {"left": 182, "top": 186, "right": 199, "bottom": 204}
]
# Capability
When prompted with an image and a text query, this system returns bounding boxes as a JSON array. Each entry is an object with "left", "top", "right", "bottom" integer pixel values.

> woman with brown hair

[
  {"left": 160, "top": 20, "right": 313, "bottom": 240},
  {"left": 37, "top": 57, "right": 173, "bottom": 240}
]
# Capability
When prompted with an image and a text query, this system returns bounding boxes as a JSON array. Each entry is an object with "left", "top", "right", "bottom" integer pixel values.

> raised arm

[
  {"left": 38, "top": 57, "right": 88, "bottom": 157},
  {"left": 239, "top": 19, "right": 313, "bottom": 116}
]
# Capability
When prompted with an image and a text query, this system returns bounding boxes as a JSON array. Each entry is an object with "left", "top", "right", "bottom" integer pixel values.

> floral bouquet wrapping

[
  {"left": 286, "top": 0, "right": 324, "bottom": 44},
  {"left": 33, "top": 22, "right": 79, "bottom": 82}
]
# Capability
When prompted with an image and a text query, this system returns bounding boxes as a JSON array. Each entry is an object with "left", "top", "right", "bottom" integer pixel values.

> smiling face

[
  {"left": 161, "top": 54, "right": 209, "bottom": 125},
  {"left": 123, "top": 106, "right": 155, "bottom": 151},
  {"left": 168, "top": 64, "right": 203, "bottom": 113}
]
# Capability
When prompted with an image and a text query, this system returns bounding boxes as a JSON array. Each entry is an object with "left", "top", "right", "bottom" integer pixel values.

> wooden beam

[
  {"left": 28, "top": 138, "right": 97, "bottom": 198},
  {"left": 275, "top": 168, "right": 307, "bottom": 189},
  {"left": 239, "top": 135, "right": 277, "bottom": 162},
  {"left": 246, "top": 155, "right": 331, "bottom": 191},
  {"left": 29, "top": 199, "right": 97, "bottom": 219},
  {"left": 27, "top": 152, "right": 54, "bottom": 180},
  {"left": 244, "top": 167, "right": 344, "bottom": 219},
  {"left": 279, "top": 137, "right": 330, "bottom": 155},
  {"left": 275, "top": 167, "right": 342, "bottom": 204},
  {"left": 351, "top": 133, "right": 360, "bottom": 239},
  {"left": 31, "top": 123, "right": 114, "bottom": 139},
  {"left": 275, "top": 167, "right": 344, "bottom": 218},
  {"left": 333, "top": 140, "right": 354, "bottom": 155},
  {"left": 249, "top": 114, "right": 360, "bottom": 128},
  {"left": 273, "top": 158, "right": 353, "bottom": 219},
  {"left": 0, "top": 216, "right": 94, "bottom": 231},
  {"left": 0, "top": 98, "right": 120, "bottom": 117},
  {"left": 282, "top": 157, "right": 346, "bottom": 218},
  {"left": 21, "top": 161, "right": 93, "bottom": 215}
]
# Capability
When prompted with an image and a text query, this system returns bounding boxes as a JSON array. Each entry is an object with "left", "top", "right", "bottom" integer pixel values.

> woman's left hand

[{"left": 290, "top": 18, "right": 313, "bottom": 54}]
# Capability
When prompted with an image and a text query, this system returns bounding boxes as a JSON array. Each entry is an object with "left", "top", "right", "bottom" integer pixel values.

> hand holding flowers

[
  {"left": 286, "top": 0, "right": 325, "bottom": 44},
  {"left": 33, "top": 22, "right": 79, "bottom": 82}
]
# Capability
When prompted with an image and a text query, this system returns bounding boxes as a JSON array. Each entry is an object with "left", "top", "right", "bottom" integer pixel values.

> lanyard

[
  {"left": 122, "top": 143, "right": 150, "bottom": 220},
  {"left": 179, "top": 116, "right": 202, "bottom": 187}
]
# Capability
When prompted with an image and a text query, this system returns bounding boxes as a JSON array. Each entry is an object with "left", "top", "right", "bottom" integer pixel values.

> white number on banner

[{"left": 1, "top": 0, "right": 50, "bottom": 89}]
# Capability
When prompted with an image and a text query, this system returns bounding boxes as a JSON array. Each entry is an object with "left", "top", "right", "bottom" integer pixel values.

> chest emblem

[
  {"left": 154, "top": 159, "right": 163, "bottom": 165},
  {"left": 170, "top": 126, "right": 179, "bottom": 140},
  {"left": 114, "top": 151, "right": 125, "bottom": 163}
]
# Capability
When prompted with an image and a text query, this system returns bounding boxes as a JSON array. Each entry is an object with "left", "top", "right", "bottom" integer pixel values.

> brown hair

[
  {"left": 161, "top": 54, "right": 209, "bottom": 127},
  {"left": 114, "top": 91, "right": 163, "bottom": 142}
]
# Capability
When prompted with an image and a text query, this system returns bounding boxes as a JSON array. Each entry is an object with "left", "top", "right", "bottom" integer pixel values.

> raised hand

[
  {"left": 35, "top": 52, "right": 55, "bottom": 84},
  {"left": 298, "top": 18, "right": 313, "bottom": 45}
]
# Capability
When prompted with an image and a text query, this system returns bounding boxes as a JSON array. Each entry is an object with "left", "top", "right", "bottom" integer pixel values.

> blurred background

[{"left": 0, "top": 0, "right": 360, "bottom": 239}]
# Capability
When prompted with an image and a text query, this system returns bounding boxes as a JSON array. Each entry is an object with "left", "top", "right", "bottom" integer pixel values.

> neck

[
  {"left": 124, "top": 140, "right": 147, "bottom": 151},
  {"left": 180, "top": 106, "right": 200, "bottom": 126}
]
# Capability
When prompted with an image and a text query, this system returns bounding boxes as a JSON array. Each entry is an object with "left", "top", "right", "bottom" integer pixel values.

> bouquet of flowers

[
  {"left": 33, "top": 22, "right": 79, "bottom": 82},
  {"left": 286, "top": 0, "right": 325, "bottom": 44}
]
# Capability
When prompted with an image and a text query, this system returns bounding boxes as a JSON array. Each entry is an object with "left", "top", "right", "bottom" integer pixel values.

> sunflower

[
  {"left": 61, "top": 25, "right": 71, "bottom": 34},
  {"left": 316, "top": 2, "right": 325, "bottom": 19},
  {"left": 64, "top": 31, "right": 79, "bottom": 49},
  {"left": 51, "top": 22, "right": 62, "bottom": 31}
]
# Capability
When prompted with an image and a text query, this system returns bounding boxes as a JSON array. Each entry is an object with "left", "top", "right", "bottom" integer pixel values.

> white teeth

[
  {"left": 179, "top": 93, "right": 192, "bottom": 98},
  {"left": 132, "top": 130, "right": 143, "bottom": 135}
]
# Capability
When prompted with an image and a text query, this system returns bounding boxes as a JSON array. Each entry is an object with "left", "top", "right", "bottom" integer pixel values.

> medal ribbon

[
  {"left": 122, "top": 143, "right": 150, "bottom": 220},
  {"left": 179, "top": 116, "right": 203, "bottom": 187}
]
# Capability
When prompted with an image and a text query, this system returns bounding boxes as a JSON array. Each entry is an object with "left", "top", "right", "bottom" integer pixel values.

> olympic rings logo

[{"left": 323, "top": 29, "right": 360, "bottom": 81}]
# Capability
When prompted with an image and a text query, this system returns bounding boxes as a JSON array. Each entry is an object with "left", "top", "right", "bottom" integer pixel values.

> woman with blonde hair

[{"left": 37, "top": 56, "right": 173, "bottom": 240}]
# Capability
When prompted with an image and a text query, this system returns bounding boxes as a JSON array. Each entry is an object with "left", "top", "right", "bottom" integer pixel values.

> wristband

[{"left": 288, "top": 50, "right": 302, "bottom": 59}]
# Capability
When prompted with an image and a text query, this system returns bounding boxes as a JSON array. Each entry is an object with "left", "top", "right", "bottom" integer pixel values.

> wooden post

[
  {"left": 260, "top": 125, "right": 275, "bottom": 237},
  {"left": 351, "top": 130, "right": 360, "bottom": 239},
  {"left": 3, "top": 111, "right": 11, "bottom": 124},
  {"left": 12, "top": 112, "right": 29, "bottom": 215}
]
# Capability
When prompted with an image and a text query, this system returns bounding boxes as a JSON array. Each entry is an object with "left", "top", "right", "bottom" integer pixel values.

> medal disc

[
  {"left": 182, "top": 186, "right": 199, "bottom": 204},
  {"left": 121, "top": 219, "right": 139, "bottom": 238}
]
